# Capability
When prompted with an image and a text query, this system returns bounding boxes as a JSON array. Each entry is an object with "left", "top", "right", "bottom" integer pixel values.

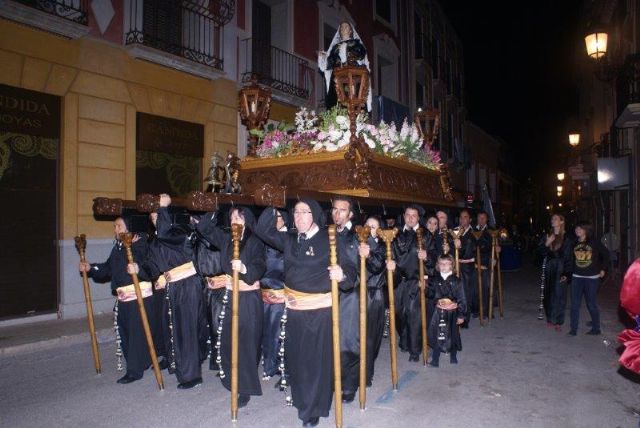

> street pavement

[{"left": 1, "top": 258, "right": 639, "bottom": 428}]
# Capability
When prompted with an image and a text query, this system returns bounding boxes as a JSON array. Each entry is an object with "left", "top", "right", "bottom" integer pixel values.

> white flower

[
  {"left": 400, "top": 119, "right": 411, "bottom": 140},
  {"left": 364, "top": 135, "right": 376, "bottom": 148},
  {"left": 325, "top": 142, "right": 338, "bottom": 152},
  {"left": 335, "top": 115, "right": 349, "bottom": 128},
  {"left": 328, "top": 128, "right": 343, "bottom": 141}
]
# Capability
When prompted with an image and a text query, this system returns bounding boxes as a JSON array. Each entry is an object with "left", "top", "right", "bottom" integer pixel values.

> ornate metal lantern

[
  {"left": 414, "top": 107, "right": 440, "bottom": 147},
  {"left": 569, "top": 132, "right": 580, "bottom": 147},
  {"left": 238, "top": 75, "right": 272, "bottom": 155},
  {"left": 585, "top": 32, "right": 608, "bottom": 59}
]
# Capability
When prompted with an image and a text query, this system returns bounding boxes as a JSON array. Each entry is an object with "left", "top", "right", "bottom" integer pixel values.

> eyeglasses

[{"left": 293, "top": 210, "right": 312, "bottom": 216}]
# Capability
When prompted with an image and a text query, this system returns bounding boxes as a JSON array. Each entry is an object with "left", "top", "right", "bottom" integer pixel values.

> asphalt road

[{"left": 1, "top": 259, "right": 638, "bottom": 428}]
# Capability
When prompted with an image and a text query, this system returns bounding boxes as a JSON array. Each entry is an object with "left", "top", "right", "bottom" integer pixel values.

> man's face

[
  {"left": 404, "top": 208, "right": 419, "bottom": 228},
  {"left": 114, "top": 218, "right": 128, "bottom": 239},
  {"left": 478, "top": 213, "right": 488, "bottom": 227},
  {"left": 460, "top": 211, "right": 471, "bottom": 228},
  {"left": 332, "top": 200, "right": 353, "bottom": 227},
  {"left": 436, "top": 211, "right": 448, "bottom": 228},
  {"left": 293, "top": 202, "right": 314, "bottom": 233},
  {"left": 366, "top": 218, "right": 380, "bottom": 238}
]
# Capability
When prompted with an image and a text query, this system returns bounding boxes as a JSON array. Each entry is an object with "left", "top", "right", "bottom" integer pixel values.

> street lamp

[
  {"left": 557, "top": 185, "right": 563, "bottom": 193},
  {"left": 238, "top": 75, "right": 272, "bottom": 156},
  {"left": 414, "top": 107, "right": 440, "bottom": 147},
  {"left": 569, "top": 133, "right": 580, "bottom": 147},
  {"left": 585, "top": 32, "right": 608, "bottom": 59},
  {"left": 557, "top": 172, "right": 565, "bottom": 181}
]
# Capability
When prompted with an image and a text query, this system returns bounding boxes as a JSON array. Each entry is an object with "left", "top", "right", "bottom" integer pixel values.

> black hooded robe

[
  {"left": 427, "top": 272, "right": 466, "bottom": 353},
  {"left": 89, "top": 237, "right": 154, "bottom": 379},
  {"left": 198, "top": 209, "right": 266, "bottom": 397},
  {"left": 392, "top": 227, "right": 428, "bottom": 358},
  {"left": 142, "top": 207, "right": 206, "bottom": 385},
  {"left": 255, "top": 201, "right": 357, "bottom": 423},
  {"left": 363, "top": 235, "right": 387, "bottom": 385}
]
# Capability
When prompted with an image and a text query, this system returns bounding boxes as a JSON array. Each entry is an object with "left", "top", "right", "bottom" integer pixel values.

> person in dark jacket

[
  {"left": 568, "top": 221, "right": 610, "bottom": 336},
  {"left": 538, "top": 213, "right": 574, "bottom": 331}
]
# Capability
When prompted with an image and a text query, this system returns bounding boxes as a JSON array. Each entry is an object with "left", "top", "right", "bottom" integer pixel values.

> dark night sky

[{"left": 440, "top": 1, "right": 583, "bottom": 182}]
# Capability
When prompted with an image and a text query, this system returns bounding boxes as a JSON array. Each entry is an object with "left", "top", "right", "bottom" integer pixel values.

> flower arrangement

[{"left": 250, "top": 106, "right": 441, "bottom": 171}]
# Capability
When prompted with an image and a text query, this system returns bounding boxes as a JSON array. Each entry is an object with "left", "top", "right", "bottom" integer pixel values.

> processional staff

[
  {"left": 74, "top": 234, "right": 102, "bottom": 374},
  {"left": 415, "top": 228, "right": 429, "bottom": 366},
  {"left": 327, "top": 225, "right": 343, "bottom": 428},
  {"left": 449, "top": 228, "right": 463, "bottom": 277},
  {"left": 230, "top": 224, "right": 243, "bottom": 421},
  {"left": 470, "top": 230, "right": 485, "bottom": 326},
  {"left": 355, "top": 225, "right": 370, "bottom": 410},
  {"left": 488, "top": 229, "right": 506, "bottom": 319},
  {"left": 121, "top": 232, "right": 164, "bottom": 390},
  {"left": 378, "top": 227, "right": 399, "bottom": 390}
]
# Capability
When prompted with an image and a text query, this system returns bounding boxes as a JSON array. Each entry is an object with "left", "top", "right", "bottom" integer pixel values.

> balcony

[
  {"left": 240, "top": 38, "right": 314, "bottom": 105},
  {"left": 615, "top": 54, "right": 640, "bottom": 128},
  {"left": 124, "top": 0, "right": 228, "bottom": 80},
  {"left": 0, "top": 0, "right": 90, "bottom": 39}
]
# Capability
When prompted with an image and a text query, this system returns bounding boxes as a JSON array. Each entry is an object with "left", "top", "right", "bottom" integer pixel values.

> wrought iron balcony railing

[
  {"left": 14, "top": 0, "right": 88, "bottom": 25},
  {"left": 240, "top": 38, "right": 313, "bottom": 100},
  {"left": 125, "top": 0, "right": 224, "bottom": 71}
]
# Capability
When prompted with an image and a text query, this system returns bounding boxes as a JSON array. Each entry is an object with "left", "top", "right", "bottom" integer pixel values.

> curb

[{"left": 0, "top": 328, "right": 115, "bottom": 358}]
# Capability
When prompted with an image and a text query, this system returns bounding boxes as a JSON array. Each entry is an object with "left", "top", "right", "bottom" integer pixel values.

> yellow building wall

[{"left": 0, "top": 19, "right": 239, "bottom": 239}]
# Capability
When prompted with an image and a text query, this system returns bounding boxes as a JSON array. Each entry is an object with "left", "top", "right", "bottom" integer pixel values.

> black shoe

[
  {"left": 586, "top": 329, "right": 601, "bottom": 335},
  {"left": 117, "top": 374, "right": 141, "bottom": 384},
  {"left": 450, "top": 354, "right": 458, "bottom": 364},
  {"left": 428, "top": 359, "right": 439, "bottom": 367},
  {"left": 342, "top": 393, "right": 355, "bottom": 403},
  {"left": 409, "top": 354, "right": 419, "bottom": 362},
  {"left": 567, "top": 330, "right": 577, "bottom": 336},
  {"left": 237, "top": 394, "right": 251, "bottom": 408},
  {"left": 177, "top": 377, "right": 202, "bottom": 389},
  {"left": 302, "top": 417, "right": 320, "bottom": 427},
  {"left": 158, "top": 359, "right": 169, "bottom": 370},
  {"left": 366, "top": 379, "right": 372, "bottom": 387}
]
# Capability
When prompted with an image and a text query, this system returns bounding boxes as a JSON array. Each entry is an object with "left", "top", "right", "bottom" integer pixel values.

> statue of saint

[
  {"left": 204, "top": 152, "right": 223, "bottom": 192},
  {"left": 318, "top": 21, "right": 372, "bottom": 111}
]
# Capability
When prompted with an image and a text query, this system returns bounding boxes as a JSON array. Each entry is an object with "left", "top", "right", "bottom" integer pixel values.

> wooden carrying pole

[
  {"left": 494, "top": 231, "right": 505, "bottom": 318},
  {"left": 449, "top": 228, "right": 462, "bottom": 277},
  {"left": 74, "top": 234, "right": 102, "bottom": 374},
  {"left": 355, "top": 225, "right": 370, "bottom": 410},
  {"left": 230, "top": 224, "right": 243, "bottom": 421},
  {"left": 120, "top": 233, "right": 164, "bottom": 390},
  {"left": 471, "top": 231, "right": 484, "bottom": 326},
  {"left": 378, "top": 228, "right": 399, "bottom": 389},
  {"left": 327, "top": 225, "right": 343, "bottom": 428},
  {"left": 488, "top": 231, "right": 497, "bottom": 321},
  {"left": 415, "top": 228, "right": 428, "bottom": 366}
]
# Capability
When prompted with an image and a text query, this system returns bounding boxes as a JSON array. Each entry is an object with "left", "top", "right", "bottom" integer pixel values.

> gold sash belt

[
  {"left": 207, "top": 274, "right": 231, "bottom": 290},
  {"left": 116, "top": 281, "right": 152, "bottom": 302},
  {"left": 155, "top": 261, "right": 198, "bottom": 289},
  {"left": 226, "top": 280, "right": 260, "bottom": 292},
  {"left": 436, "top": 298, "right": 458, "bottom": 311},
  {"left": 284, "top": 286, "right": 332, "bottom": 310},
  {"left": 262, "top": 288, "right": 286, "bottom": 305}
]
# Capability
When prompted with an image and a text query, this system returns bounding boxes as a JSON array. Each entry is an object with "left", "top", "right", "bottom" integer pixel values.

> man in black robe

[
  {"left": 453, "top": 209, "right": 477, "bottom": 327},
  {"left": 428, "top": 255, "right": 466, "bottom": 367},
  {"left": 474, "top": 211, "right": 493, "bottom": 318},
  {"left": 358, "top": 215, "right": 387, "bottom": 386},
  {"left": 255, "top": 198, "right": 357, "bottom": 428},
  {"left": 198, "top": 206, "right": 265, "bottom": 408},
  {"left": 331, "top": 196, "right": 361, "bottom": 403},
  {"left": 79, "top": 217, "right": 153, "bottom": 384},
  {"left": 140, "top": 194, "right": 207, "bottom": 389},
  {"left": 388, "top": 205, "right": 428, "bottom": 362}
]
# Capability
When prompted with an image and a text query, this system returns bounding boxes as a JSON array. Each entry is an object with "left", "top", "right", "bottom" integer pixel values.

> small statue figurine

[
  {"left": 223, "top": 152, "right": 241, "bottom": 194},
  {"left": 204, "top": 152, "right": 223, "bottom": 193}
]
